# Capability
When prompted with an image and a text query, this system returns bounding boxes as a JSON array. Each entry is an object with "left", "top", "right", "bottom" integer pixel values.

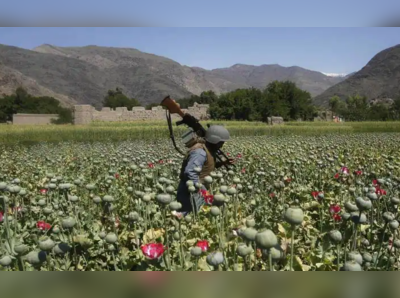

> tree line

[
  {"left": 2, "top": 83, "right": 400, "bottom": 124},
  {"left": 0, "top": 87, "right": 73, "bottom": 124},
  {"left": 329, "top": 95, "right": 400, "bottom": 121}
]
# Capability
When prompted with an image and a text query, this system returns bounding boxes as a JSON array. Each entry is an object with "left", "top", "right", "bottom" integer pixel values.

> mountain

[
  {"left": 314, "top": 44, "right": 400, "bottom": 107},
  {"left": 0, "top": 43, "right": 346, "bottom": 108},
  {"left": 211, "top": 64, "right": 344, "bottom": 96}
]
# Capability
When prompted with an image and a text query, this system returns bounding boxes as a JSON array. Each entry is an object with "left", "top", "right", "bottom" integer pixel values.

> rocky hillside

[
  {"left": 314, "top": 44, "right": 400, "bottom": 107},
  {"left": 0, "top": 43, "right": 346, "bottom": 108},
  {"left": 211, "top": 64, "right": 343, "bottom": 96}
]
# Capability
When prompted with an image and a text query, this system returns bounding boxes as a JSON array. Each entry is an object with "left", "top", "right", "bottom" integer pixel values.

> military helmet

[{"left": 205, "top": 125, "right": 230, "bottom": 144}]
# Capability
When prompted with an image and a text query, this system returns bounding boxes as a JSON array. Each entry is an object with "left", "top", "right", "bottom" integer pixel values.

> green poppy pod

[
  {"left": 186, "top": 180, "right": 194, "bottom": 187},
  {"left": 363, "top": 253, "right": 373, "bottom": 262},
  {"left": 367, "top": 192, "right": 378, "bottom": 201},
  {"left": 188, "top": 186, "right": 196, "bottom": 193},
  {"left": 343, "top": 261, "right": 362, "bottom": 271},
  {"left": 206, "top": 251, "right": 224, "bottom": 267},
  {"left": 25, "top": 251, "right": 47, "bottom": 265},
  {"left": 156, "top": 193, "right": 172, "bottom": 205},
  {"left": 242, "top": 228, "right": 258, "bottom": 242},
  {"left": 210, "top": 206, "right": 221, "bottom": 217},
  {"left": 344, "top": 201, "right": 359, "bottom": 212},
  {"left": 227, "top": 188, "right": 237, "bottom": 195},
  {"left": 38, "top": 199, "right": 46, "bottom": 207},
  {"left": 348, "top": 251, "right": 363, "bottom": 265},
  {"left": 233, "top": 177, "right": 241, "bottom": 184},
  {"left": 391, "top": 197, "right": 400, "bottom": 205},
  {"left": 237, "top": 244, "right": 252, "bottom": 257},
  {"left": 0, "top": 182, "right": 7, "bottom": 190},
  {"left": 270, "top": 244, "right": 285, "bottom": 260},
  {"left": 14, "top": 244, "right": 29, "bottom": 255},
  {"left": 191, "top": 246, "right": 203, "bottom": 257},
  {"left": 39, "top": 237, "right": 56, "bottom": 251},
  {"left": 86, "top": 184, "right": 96, "bottom": 190},
  {"left": 284, "top": 207, "right": 304, "bottom": 226},
  {"left": 389, "top": 220, "right": 399, "bottom": 230},
  {"left": 61, "top": 217, "right": 76, "bottom": 229},
  {"left": 0, "top": 256, "right": 12, "bottom": 267},
  {"left": 255, "top": 230, "right": 278, "bottom": 249},
  {"left": 105, "top": 233, "right": 118, "bottom": 244},
  {"left": 219, "top": 186, "right": 228, "bottom": 193},
  {"left": 204, "top": 176, "right": 213, "bottom": 184},
  {"left": 43, "top": 207, "right": 53, "bottom": 215},
  {"left": 246, "top": 218, "right": 256, "bottom": 228},
  {"left": 166, "top": 186, "right": 175, "bottom": 194},
  {"left": 169, "top": 201, "right": 182, "bottom": 211},
  {"left": 329, "top": 230, "right": 342, "bottom": 243},
  {"left": 214, "top": 193, "right": 226, "bottom": 204},
  {"left": 68, "top": 195, "right": 79, "bottom": 202},
  {"left": 93, "top": 196, "right": 102, "bottom": 204},
  {"left": 383, "top": 212, "right": 395, "bottom": 222},
  {"left": 355, "top": 197, "right": 372, "bottom": 211},
  {"left": 173, "top": 232, "right": 181, "bottom": 241}
]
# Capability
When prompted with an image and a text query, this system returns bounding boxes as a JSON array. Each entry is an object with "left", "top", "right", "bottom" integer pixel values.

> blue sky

[
  {"left": 1, "top": 0, "right": 400, "bottom": 27},
  {"left": 1, "top": 27, "right": 399, "bottom": 74}
]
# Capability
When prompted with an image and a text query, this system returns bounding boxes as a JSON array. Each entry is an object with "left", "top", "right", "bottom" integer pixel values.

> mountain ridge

[
  {"left": 1, "top": 43, "right": 348, "bottom": 108},
  {"left": 314, "top": 44, "right": 400, "bottom": 107}
]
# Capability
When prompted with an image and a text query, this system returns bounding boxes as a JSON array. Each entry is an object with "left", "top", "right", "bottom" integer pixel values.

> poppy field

[{"left": 1, "top": 131, "right": 400, "bottom": 271}]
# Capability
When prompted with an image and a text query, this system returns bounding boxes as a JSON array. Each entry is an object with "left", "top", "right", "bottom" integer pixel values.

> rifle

[{"left": 160, "top": 95, "right": 234, "bottom": 169}]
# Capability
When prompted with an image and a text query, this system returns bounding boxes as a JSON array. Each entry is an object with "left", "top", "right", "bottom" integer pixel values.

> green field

[{"left": 1, "top": 120, "right": 400, "bottom": 145}]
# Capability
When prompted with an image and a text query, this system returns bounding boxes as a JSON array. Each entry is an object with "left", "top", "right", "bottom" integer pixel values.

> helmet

[{"left": 205, "top": 125, "right": 230, "bottom": 144}]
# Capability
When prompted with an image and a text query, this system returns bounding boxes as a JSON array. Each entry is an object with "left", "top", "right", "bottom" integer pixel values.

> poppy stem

[{"left": 290, "top": 226, "right": 295, "bottom": 271}]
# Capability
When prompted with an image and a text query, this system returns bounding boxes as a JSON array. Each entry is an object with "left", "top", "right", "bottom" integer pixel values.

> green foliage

[
  {"left": 0, "top": 87, "right": 73, "bottom": 124},
  {"left": 204, "top": 81, "right": 317, "bottom": 122},
  {"left": 102, "top": 87, "right": 142, "bottom": 110},
  {"left": 329, "top": 94, "right": 400, "bottom": 121}
]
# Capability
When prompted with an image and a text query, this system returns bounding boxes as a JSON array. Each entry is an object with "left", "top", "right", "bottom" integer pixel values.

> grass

[{"left": 1, "top": 120, "right": 400, "bottom": 145}]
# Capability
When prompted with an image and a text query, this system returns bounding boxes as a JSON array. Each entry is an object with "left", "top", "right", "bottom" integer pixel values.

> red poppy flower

[
  {"left": 196, "top": 240, "right": 209, "bottom": 252},
  {"left": 372, "top": 180, "right": 378, "bottom": 186},
  {"left": 40, "top": 189, "right": 47, "bottom": 195},
  {"left": 227, "top": 153, "right": 231, "bottom": 156},
  {"left": 200, "top": 189, "right": 214, "bottom": 205},
  {"left": 376, "top": 188, "right": 387, "bottom": 196},
  {"left": 334, "top": 173, "right": 340, "bottom": 179},
  {"left": 148, "top": 163, "right": 155, "bottom": 168},
  {"left": 37, "top": 221, "right": 51, "bottom": 231},
  {"left": 141, "top": 243, "right": 165, "bottom": 259},
  {"left": 115, "top": 173, "right": 120, "bottom": 179},
  {"left": 312, "top": 191, "right": 319, "bottom": 199},
  {"left": 241, "top": 168, "right": 246, "bottom": 173},
  {"left": 158, "top": 159, "right": 164, "bottom": 164},
  {"left": 333, "top": 214, "right": 342, "bottom": 222},
  {"left": 269, "top": 193, "right": 275, "bottom": 198},
  {"left": 329, "top": 204, "right": 341, "bottom": 214},
  {"left": 285, "top": 178, "right": 292, "bottom": 183},
  {"left": 236, "top": 153, "right": 242, "bottom": 159},
  {"left": 354, "top": 170, "right": 362, "bottom": 176},
  {"left": 0, "top": 211, "right": 3, "bottom": 222}
]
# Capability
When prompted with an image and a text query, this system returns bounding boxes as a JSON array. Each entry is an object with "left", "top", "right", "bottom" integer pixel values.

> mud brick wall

[
  {"left": 12, "top": 114, "right": 59, "bottom": 125},
  {"left": 74, "top": 103, "right": 210, "bottom": 125}
]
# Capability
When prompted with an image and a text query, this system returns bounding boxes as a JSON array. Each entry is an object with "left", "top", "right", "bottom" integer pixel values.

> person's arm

[{"left": 183, "top": 148, "right": 207, "bottom": 184}]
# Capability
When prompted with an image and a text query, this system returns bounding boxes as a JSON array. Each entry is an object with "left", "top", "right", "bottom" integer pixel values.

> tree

[
  {"left": 102, "top": 88, "right": 142, "bottom": 110},
  {"left": 0, "top": 87, "right": 73, "bottom": 124},
  {"left": 391, "top": 97, "right": 400, "bottom": 120}
]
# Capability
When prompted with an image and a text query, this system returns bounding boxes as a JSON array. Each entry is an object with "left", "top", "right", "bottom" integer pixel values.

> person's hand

[{"left": 221, "top": 158, "right": 235, "bottom": 167}]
